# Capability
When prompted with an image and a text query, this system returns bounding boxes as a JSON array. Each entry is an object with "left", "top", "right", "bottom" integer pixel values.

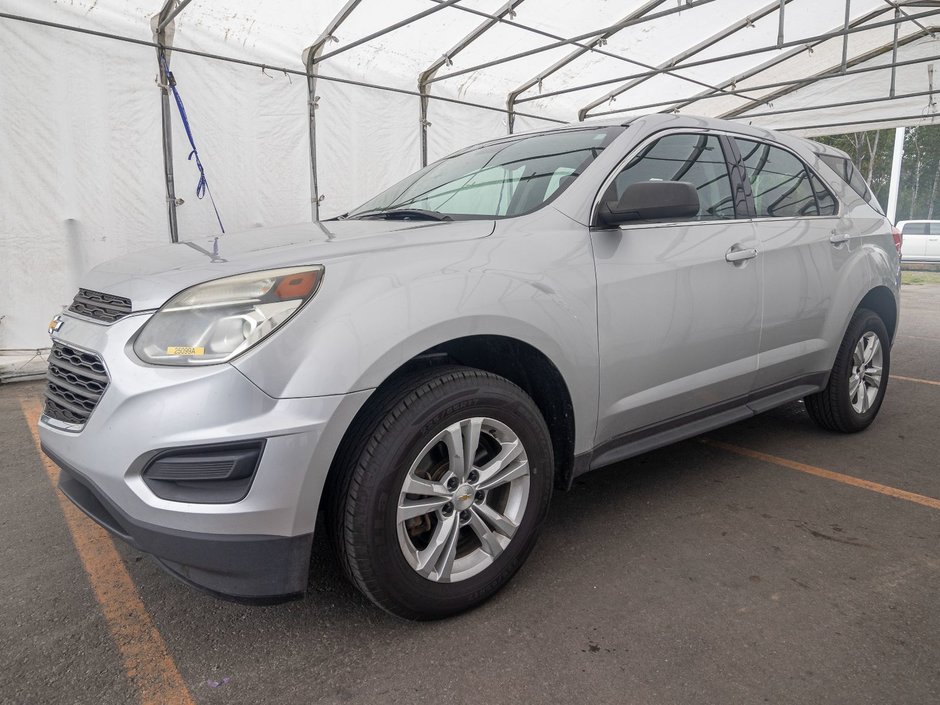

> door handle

[
  {"left": 725, "top": 246, "right": 758, "bottom": 263},
  {"left": 829, "top": 231, "right": 850, "bottom": 246}
]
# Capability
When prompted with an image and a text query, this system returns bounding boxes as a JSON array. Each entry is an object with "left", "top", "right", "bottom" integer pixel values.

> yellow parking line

[
  {"left": 702, "top": 439, "right": 940, "bottom": 511},
  {"left": 891, "top": 374, "right": 940, "bottom": 387},
  {"left": 20, "top": 398, "right": 194, "bottom": 705}
]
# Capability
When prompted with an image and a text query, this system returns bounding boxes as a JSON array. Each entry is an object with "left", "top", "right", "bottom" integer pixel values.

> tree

[{"left": 815, "top": 124, "right": 940, "bottom": 221}]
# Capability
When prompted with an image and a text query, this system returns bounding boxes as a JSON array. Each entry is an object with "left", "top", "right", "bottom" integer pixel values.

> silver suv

[{"left": 40, "top": 115, "right": 900, "bottom": 619}]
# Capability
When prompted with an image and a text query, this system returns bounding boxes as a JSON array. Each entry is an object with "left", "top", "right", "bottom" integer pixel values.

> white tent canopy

[{"left": 1, "top": 0, "right": 938, "bottom": 352}]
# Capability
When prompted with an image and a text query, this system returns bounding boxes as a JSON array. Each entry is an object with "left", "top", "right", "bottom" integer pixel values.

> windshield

[{"left": 345, "top": 126, "right": 623, "bottom": 220}]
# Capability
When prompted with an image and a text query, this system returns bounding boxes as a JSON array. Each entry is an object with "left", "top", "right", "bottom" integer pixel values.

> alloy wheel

[
  {"left": 849, "top": 331, "right": 883, "bottom": 414},
  {"left": 396, "top": 417, "right": 530, "bottom": 583}
]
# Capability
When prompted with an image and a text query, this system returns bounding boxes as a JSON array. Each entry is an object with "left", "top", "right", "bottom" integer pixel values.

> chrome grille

[
  {"left": 44, "top": 343, "right": 109, "bottom": 426},
  {"left": 68, "top": 288, "right": 132, "bottom": 323}
]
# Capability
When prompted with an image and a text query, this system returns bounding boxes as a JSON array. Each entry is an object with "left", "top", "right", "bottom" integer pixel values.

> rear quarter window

[{"left": 817, "top": 153, "right": 884, "bottom": 215}]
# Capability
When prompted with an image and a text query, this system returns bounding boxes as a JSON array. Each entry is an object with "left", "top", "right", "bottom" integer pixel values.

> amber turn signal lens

[{"left": 274, "top": 270, "right": 321, "bottom": 300}]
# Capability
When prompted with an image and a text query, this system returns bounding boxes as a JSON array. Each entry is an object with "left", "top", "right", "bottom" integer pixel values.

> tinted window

[
  {"left": 819, "top": 154, "right": 867, "bottom": 200},
  {"left": 736, "top": 139, "right": 819, "bottom": 217},
  {"left": 347, "top": 127, "right": 622, "bottom": 220},
  {"left": 809, "top": 171, "right": 838, "bottom": 216},
  {"left": 902, "top": 222, "right": 929, "bottom": 235},
  {"left": 604, "top": 133, "right": 735, "bottom": 221}
]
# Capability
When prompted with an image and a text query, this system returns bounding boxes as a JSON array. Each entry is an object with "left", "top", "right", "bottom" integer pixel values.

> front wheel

[
  {"left": 328, "top": 366, "right": 553, "bottom": 620},
  {"left": 805, "top": 308, "right": 890, "bottom": 433}
]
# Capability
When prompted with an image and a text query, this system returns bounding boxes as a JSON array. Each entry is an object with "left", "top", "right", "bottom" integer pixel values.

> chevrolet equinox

[{"left": 40, "top": 114, "right": 901, "bottom": 619}]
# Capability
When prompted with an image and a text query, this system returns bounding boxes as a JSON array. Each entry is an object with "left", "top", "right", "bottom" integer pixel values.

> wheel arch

[
  {"left": 323, "top": 334, "right": 578, "bottom": 508},
  {"left": 856, "top": 285, "right": 899, "bottom": 343}
]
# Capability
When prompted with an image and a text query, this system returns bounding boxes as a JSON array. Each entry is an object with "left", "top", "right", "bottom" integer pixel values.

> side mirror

[{"left": 598, "top": 180, "right": 700, "bottom": 227}]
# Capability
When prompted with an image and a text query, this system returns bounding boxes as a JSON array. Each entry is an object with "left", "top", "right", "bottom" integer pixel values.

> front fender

[{"left": 231, "top": 221, "right": 600, "bottom": 452}]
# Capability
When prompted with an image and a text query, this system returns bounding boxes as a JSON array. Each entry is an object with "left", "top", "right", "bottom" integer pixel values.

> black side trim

[
  {"left": 43, "top": 444, "right": 312, "bottom": 603},
  {"left": 720, "top": 134, "right": 755, "bottom": 218},
  {"left": 572, "top": 372, "right": 828, "bottom": 480}
]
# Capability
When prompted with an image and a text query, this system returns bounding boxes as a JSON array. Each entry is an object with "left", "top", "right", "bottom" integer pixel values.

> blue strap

[{"left": 159, "top": 51, "right": 225, "bottom": 234}]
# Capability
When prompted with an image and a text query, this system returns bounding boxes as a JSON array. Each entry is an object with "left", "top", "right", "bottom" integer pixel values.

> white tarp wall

[{"left": 1, "top": 0, "right": 938, "bottom": 351}]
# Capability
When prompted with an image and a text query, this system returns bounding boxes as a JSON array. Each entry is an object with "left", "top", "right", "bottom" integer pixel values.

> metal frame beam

[
  {"left": 1, "top": 9, "right": 565, "bottom": 128},
  {"left": 883, "top": 0, "right": 937, "bottom": 36},
  {"left": 432, "top": 0, "right": 757, "bottom": 107},
  {"left": 890, "top": 7, "right": 902, "bottom": 97},
  {"left": 151, "top": 0, "right": 193, "bottom": 243},
  {"left": 651, "top": 4, "right": 903, "bottom": 117},
  {"left": 419, "top": 0, "right": 523, "bottom": 166},
  {"left": 586, "top": 53, "right": 940, "bottom": 119},
  {"left": 720, "top": 26, "right": 934, "bottom": 119},
  {"left": 439, "top": 0, "right": 763, "bottom": 135},
  {"left": 778, "top": 113, "right": 936, "bottom": 133},
  {"left": 424, "top": 0, "right": 722, "bottom": 86},
  {"left": 313, "top": 0, "right": 462, "bottom": 66},
  {"left": 842, "top": 0, "right": 853, "bottom": 71},
  {"left": 723, "top": 88, "right": 938, "bottom": 120},
  {"left": 577, "top": 0, "right": 793, "bottom": 120},
  {"left": 505, "top": 0, "right": 668, "bottom": 134},
  {"left": 519, "top": 5, "right": 940, "bottom": 107}
]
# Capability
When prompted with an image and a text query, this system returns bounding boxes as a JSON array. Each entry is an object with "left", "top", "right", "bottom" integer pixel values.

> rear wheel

[
  {"left": 805, "top": 308, "right": 890, "bottom": 433},
  {"left": 328, "top": 365, "right": 553, "bottom": 620}
]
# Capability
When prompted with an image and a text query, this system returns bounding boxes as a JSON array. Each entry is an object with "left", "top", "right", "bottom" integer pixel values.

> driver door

[{"left": 592, "top": 131, "right": 762, "bottom": 447}]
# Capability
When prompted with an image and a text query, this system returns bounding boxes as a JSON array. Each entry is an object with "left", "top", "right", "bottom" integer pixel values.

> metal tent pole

[
  {"left": 302, "top": 0, "right": 363, "bottom": 221},
  {"left": 151, "top": 0, "right": 192, "bottom": 244},
  {"left": 419, "top": 0, "right": 523, "bottom": 164},
  {"left": 887, "top": 126, "right": 905, "bottom": 224}
]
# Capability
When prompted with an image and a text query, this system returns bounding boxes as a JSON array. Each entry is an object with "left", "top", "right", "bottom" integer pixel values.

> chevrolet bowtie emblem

[
  {"left": 457, "top": 494, "right": 472, "bottom": 502},
  {"left": 48, "top": 314, "right": 64, "bottom": 337}
]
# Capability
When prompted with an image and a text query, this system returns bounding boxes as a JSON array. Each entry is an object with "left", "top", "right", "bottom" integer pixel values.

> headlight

[{"left": 133, "top": 266, "right": 324, "bottom": 365}]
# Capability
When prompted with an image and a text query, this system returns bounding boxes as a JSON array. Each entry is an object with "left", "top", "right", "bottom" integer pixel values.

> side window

[
  {"left": 808, "top": 172, "right": 838, "bottom": 216},
  {"left": 902, "top": 222, "right": 929, "bottom": 235},
  {"left": 736, "top": 139, "right": 819, "bottom": 217},
  {"left": 604, "top": 133, "right": 736, "bottom": 221}
]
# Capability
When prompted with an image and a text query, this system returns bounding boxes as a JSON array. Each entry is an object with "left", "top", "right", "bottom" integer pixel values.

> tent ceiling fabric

[
  {"left": 0, "top": 0, "right": 938, "bottom": 349},
  {"left": 3, "top": 0, "right": 937, "bottom": 131}
]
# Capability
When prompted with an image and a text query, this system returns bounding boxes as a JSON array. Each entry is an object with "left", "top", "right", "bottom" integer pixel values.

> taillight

[{"left": 891, "top": 226, "right": 903, "bottom": 255}]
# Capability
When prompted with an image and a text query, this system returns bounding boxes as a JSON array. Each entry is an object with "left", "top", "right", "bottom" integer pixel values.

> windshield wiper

[{"left": 348, "top": 208, "right": 452, "bottom": 221}]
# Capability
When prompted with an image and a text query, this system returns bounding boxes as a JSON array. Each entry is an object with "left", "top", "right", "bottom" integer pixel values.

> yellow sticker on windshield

[{"left": 166, "top": 346, "right": 205, "bottom": 356}]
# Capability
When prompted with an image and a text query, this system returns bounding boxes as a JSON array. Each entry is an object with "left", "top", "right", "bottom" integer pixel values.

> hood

[{"left": 81, "top": 218, "right": 495, "bottom": 311}]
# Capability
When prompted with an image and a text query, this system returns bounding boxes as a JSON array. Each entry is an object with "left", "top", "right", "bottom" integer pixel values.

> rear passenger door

[
  {"left": 733, "top": 137, "right": 847, "bottom": 392},
  {"left": 901, "top": 222, "right": 929, "bottom": 260},
  {"left": 929, "top": 223, "right": 940, "bottom": 259}
]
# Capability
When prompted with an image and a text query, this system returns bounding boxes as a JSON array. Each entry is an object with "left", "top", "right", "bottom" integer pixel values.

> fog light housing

[{"left": 141, "top": 441, "right": 265, "bottom": 503}]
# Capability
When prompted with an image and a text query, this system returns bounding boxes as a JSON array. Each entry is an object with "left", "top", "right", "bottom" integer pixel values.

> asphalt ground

[{"left": 1, "top": 284, "right": 938, "bottom": 705}]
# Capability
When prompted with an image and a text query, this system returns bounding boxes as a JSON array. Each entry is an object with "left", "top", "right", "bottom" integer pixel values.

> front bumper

[
  {"left": 46, "top": 445, "right": 312, "bottom": 601},
  {"left": 39, "top": 312, "right": 371, "bottom": 600}
]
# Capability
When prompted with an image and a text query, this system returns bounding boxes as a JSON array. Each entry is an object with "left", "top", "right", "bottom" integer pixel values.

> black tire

[
  {"left": 326, "top": 365, "right": 554, "bottom": 620},
  {"left": 805, "top": 308, "right": 890, "bottom": 433}
]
